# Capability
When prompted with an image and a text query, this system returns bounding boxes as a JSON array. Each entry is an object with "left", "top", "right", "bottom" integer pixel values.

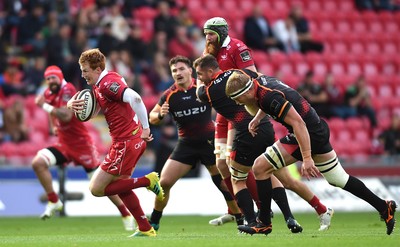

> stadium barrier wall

[{"left": 1, "top": 166, "right": 399, "bottom": 217}]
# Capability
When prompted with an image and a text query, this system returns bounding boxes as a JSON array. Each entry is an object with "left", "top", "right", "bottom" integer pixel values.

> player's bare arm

[
  {"left": 283, "top": 107, "right": 319, "bottom": 180},
  {"left": 149, "top": 103, "right": 169, "bottom": 125},
  {"left": 35, "top": 94, "right": 73, "bottom": 122}
]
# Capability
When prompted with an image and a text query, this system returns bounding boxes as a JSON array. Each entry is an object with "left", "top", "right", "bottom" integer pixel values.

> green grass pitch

[{"left": 0, "top": 212, "right": 398, "bottom": 247}]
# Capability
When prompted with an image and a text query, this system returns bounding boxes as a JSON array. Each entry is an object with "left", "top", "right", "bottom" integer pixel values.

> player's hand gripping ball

[{"left": 75, "top": 89, "right": 96, "bottom": 122}]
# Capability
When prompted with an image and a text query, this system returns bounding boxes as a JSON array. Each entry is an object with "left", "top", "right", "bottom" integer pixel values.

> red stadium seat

[
  {"left": 336, "top": 20, "right": 351, "bottom": 33},
  {"left": 382, "top": 42, "right": 398, "bottom": 55},
  {"left": 327, "top": 118, "right": 346, "bottom": 134},
  {"left": 352, "top": 20, "right": 368, "bottom": 33},
  {"left": 258, "top": 63, "right": 275, "bottom": 76}
]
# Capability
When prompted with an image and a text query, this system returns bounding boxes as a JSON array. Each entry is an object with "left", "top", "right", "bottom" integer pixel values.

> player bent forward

[{"left": 225, "top": 71, "right": 397, "bottom": 235}]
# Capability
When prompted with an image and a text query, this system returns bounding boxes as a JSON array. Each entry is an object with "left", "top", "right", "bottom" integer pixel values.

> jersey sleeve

[
  {"left": 233, "top": 42, "right": 255, "bottom": 69},
  {"left": 59, "top": 84, "right": 77, "bottom": 107},
  {"left": 261, "top": 90, "right": 292, "bottom": 122},
  {"left": 100, "top": 77, "right": 128, "bottom": 101},
  {"left": 158, "top": 92, "right": 168, "bottom": 106},
  {"left": 197, "top": 85, "right": 209, "bottom": 103}
]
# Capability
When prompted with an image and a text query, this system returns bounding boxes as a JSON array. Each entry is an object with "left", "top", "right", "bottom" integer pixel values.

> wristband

[
  {"left": 158, "top": 112, "right": 164, "bottom": 120},
  {"left": 42, "top": 103, "right": 55, "bottom": 113}
]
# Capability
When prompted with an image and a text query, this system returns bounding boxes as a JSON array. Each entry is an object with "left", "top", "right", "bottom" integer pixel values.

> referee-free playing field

[{"left": 0, "top": 212, "right": 398, "bottom": 247}]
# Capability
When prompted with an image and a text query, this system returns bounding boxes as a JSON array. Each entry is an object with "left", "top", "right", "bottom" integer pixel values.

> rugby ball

[{"left": 75, "top": 89, "right": 96, "bottom": 122}]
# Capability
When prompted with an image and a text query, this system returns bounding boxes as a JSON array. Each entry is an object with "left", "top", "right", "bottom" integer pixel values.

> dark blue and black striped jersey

[{"left": 159, "top": 79, "right": 214, "bottom": 141}]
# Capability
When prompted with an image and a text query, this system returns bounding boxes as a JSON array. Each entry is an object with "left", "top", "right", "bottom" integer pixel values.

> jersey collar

[
  {"left": 96, "top": 69, "right": 109, "bottom": 86},
  {"left": 221, "top": 36, "right": 231, "bottom": 48}
]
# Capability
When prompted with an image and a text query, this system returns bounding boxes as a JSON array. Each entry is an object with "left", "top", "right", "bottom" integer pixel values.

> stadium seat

[
  {"left": 258, "top": 63, "right": 275, "bottom": 76},
  {"left": 336, "top": 20, "right": 351, "bottom": 33},
  {"left": 348, "top": 41, "right": 364, "bottom": 55},
  {"left": 132, "top": 7, "right": 158, "bottom": 20},
  {"left": 385, "top": 22, "right": 399, "bottom": 33},
  {"left": 346, "top": 61, "right": 362, "bottom": 77},
  {"left": 382, "top": 42, "right": 398, "bottom": 55},
  {"left": 362, "top": 62, "right": 379, "bottom": 77},
  {"left": 277, "top": 62, "right": 294, "bottom": 76},
  {"left": 327, "top": 118, "right": 346, "bottom": 134},
  {"left": 346, "top": 117, "right": 367, "bottom": 133},
  {"left": 368, "top": 21, "right": 384, "bottom": 33},
  {"left": 312, "top": 61, "right": 328, "bottom": 78},
  {"left": 337, "top": 0, "right": 355, "bottom": 12},
  {"left": 352, "top": 20, "right": 368, "bottom": 33},
  {"left": 330, "top": 61, "right": 346, "bottom": 77},
  {"left": 252, "top": 50, "right": 269, "bottom": 66},
  {"left": 294, "top": 61, "right": 310, "bottom": 77}
]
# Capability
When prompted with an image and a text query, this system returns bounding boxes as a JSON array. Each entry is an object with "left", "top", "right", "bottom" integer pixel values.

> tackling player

[
  {"left": 195, "top": 54, "right": 334, "bottom": 233},
  {"left": 202, "top": 17, "right": 307, "bottom": 232},
  {"left": 225, "top": 70, "right": 397, "bottom": 236}
]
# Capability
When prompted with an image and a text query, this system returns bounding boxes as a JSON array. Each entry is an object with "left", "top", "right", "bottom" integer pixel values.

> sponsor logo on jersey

[
  {"left": 271, "top": 99, "right": 281, "bottom": 116},
  {"left": 109, "top": 82, "right": 120, "bottom": 94},
  {"left": 173, "top": 106, "right": 208, "bottom": 117},
  {"left": 182, "top": 95, "right": 192, "bottom": 100},
  {"left": 240, "top": 51, "right": 251, "bottom": 62},
  {"left": 221, "top": 54, "right": 227, "bottom": 60}
]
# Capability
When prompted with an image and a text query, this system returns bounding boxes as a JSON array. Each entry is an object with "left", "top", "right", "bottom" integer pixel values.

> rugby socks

[
  {"left": 343, "top": 175, "right": 387, "bottom": 212},
  {"left": 223, "top": 177, "right": 235, "bottom": 197},
  {"left": 47, "top": 192, "right": 59, "bottom": 203},
  {"left": 309, "top": 195, "right": 327, "bottom": 215},
  {"left": 104, "top": 177, "right": 149, "bottom": 196},
  {"left": 119, "top": 190, "right": 151, "bottom": 231},
  {"left": 272, "top": 187, "right": 294, "bottom": 221},
  {"left": 246, "top": 171, "right": 261, "bottom": 208},
  {"left": 117, "top": 204, "right": 131, "bottom": 217},
  {"left": 235, "top": 189, "right": 257, "bottom": 224},
  {"left": 150, "top": 209, "right": 163, "bottom": 225},
  {"left": 256, "top": 178, "right": 273, "bottom": 225}
]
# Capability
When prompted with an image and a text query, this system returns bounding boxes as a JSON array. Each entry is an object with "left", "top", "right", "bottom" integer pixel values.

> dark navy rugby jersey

[
  {"left": 254, "top": 75, "right": 320, "bottom": 133},
  {"left": 159, "top": 79, "right": 214, "bottom": 140},
  {"left": 197, "top": 69, "right": 265, "bottom": 130}
]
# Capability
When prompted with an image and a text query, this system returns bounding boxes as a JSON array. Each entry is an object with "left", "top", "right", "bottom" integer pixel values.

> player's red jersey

[
  {"left": 217, "top": 37, "right": 255, "bottom": 71},
  {"left": 43, "top": 81, "right": 93, "bottom": 146},
  {"left": 93, "top": 71, "right": 142, "bottom": 142}
]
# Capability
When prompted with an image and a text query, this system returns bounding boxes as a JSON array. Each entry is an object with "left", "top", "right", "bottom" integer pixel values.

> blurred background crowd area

[{"left": 0, "top": 0, "right": 400, "bottom": 169}]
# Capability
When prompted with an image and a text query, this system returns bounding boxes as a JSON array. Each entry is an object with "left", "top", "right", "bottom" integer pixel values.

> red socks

[
  {"left": 104, "top": 177, "right": 149, "bottom": 196},
  {"left": 246, "top": 171, "right": 261, "bottom": 208},
  {"left": 119, "top": 191, "right": 151, "bottom": 231},
  {"left": 309, "top": 196, "right": 327, "bottom": 215},
  {"left": 47, "top": 192, "right": 59, "bottom": 203},
  {"left": 117, "top": 204, "right": 131, "bottom": 217}
]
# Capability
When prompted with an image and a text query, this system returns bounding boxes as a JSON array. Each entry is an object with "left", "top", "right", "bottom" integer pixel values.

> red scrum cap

[{"left": 44, "top": 65, "right": 64, "bottom": 83}]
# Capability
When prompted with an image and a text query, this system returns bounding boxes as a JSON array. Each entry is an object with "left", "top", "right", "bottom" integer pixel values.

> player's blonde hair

[
  {"left": 79, "top": 48, "right": 106, "bottom": 71},
  {"left": 226, "top": 72, "right": 253, "bottom": 99}
]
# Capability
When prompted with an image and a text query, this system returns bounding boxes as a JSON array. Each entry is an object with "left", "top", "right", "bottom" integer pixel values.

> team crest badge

[
  {"left": 109, "top": 82, "right": 120, "bottom": 94},
  {"left": 240, "top": 51, "right": 251, "bottom": 62}
]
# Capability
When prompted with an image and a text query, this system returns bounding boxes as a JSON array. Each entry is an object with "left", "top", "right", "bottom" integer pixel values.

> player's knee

[
  {"left": 229, "top": 165, "right": 248, "bottom": 181},
  {"left": 252, "top": 156, "right": 267, "bottom": 178},
  {"left": 263, "top": 144, "right": 286, "bottom": 170},
  {"left": 34, "top": 148, "right": 57, "bottom": 170},
  {"left": 31, "top": 155, "right": 48, "bottom": 172},
  {"left": 317, "top": 156, "right": 349, "bottom": 188},
  {"left": 88, "top": 183, "right": 103, "bottom": 197},
  {"left": 159, "top": 178, "right": 174, "bottom": 193}
]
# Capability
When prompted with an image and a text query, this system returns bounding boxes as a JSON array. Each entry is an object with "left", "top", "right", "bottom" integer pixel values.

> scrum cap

[
  {"left": 203, "top": 17, "right": 229, "bottom": 44},
  {"left": 44, "top": 65, "right": 64, "bottom": 83}
]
